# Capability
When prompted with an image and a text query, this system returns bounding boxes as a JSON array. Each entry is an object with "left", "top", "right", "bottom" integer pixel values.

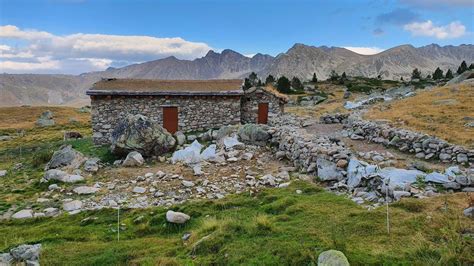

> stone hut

[
  {"left": 87, "top": 79, "right": 287, "bottom": 145},
  {"left": 241, "top": 86, "right": 288, "bottom": 124}
]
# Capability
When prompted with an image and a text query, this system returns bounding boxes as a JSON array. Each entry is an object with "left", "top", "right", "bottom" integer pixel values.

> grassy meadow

[
  {"left": 0, "top": 105, "right": 472, "bottom": 265},
  {"left": 365, "top": 84, "right": 474, "bottom": 147}
]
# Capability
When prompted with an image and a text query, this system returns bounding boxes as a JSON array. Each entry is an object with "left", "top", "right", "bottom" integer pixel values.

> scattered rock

[
  {"left": 12, "top": 209, "right": 33, "bottom": 219},
  {"left": 73, "top": 186, "right": 99, "bottom": 195},
  {"left": 463, "top": 207, "right": 473, "bottom": 218},
  {"left": 63, "top": 200, "right": 82, "bottom": 211},
  {"left": 132, "top": 186, "right": 147, "bottom": 194},
  {"left": 166, "top": 210, "right": 190, "bottom": 224},
  {"left": 84, "top": 158, "right": 100, "bottom": 172},
  {"left": 237, "top": 124, "right": 270, "bottom": 145},
  {"left": 223, "top": 135, "right": 245, "bottom": 150},
  {"left": 317, "top": 250, "right": 349, "bottom": 266},
  {"left": 122, "top": 151, "right": 145, "bottom": 167},
  {"left": 45, "top": 145, "right": 85, "bottom": 171},
  {"left": 44, "top": 169, "right": 84, "bottom": 183},
  {"left": 0, "top": 170, "right": 7, "bottom": 177},
  {"left": 175, "top": 131, "right": 186, "bottom": 146},
  {"left": 316, "top": 158, "right": 343, "bottom": 181}
]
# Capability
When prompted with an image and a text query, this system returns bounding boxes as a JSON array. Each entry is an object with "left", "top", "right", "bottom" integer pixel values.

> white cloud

[
  {"left": 343, "top": 46, "right": 385, "bottom": 55},
  {"left": 403, "top": 20, "right": 466, "bottom": 39},
  {"left": 0, "top": 25, "right": 213, "bottom": 74},
  {"left": 0, "top": 57, "right": 60, "bottom": 72}
]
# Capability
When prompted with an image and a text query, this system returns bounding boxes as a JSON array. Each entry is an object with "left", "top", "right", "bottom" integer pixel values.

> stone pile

[
  {"left": 320, "top": 113, "right": 349, "bottom": 124},
  {"left": 344, "top": 119, "right": 473, "bottom": 164},
  {"left": 269, "top": 114, "right": 352, "bottom": 179},
  {"left": 0, "top": 244, "right": 41, "bottom": 265}
]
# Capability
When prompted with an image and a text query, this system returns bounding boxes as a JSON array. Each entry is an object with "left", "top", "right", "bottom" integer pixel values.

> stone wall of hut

[
  {"left": 90, "top": 95, "right": 241, "bottom": 144},
  {"left": 240, "top": 90, "right": 284, "bottom": 124}
]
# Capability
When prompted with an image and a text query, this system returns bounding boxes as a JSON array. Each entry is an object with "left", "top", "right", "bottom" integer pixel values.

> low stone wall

[
  {"left": 269, "top": 115, "right": 352, "bottom": 180},
  {"left": 344, "top": 118, "right": 473, "bottom": 165},
  {"left": 91, "top": 95, "right": 241, "bottom": 145},
  {"left": 320, "top": 113, "right": 349, "bottom": 124}
]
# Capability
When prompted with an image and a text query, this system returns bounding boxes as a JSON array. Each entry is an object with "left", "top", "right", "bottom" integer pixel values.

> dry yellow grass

[
  {"left": 0, "top": 106, "right": 90, "bottom": 130},
  {"left": 365, "top": 84, "right": 474, "bottom": 147},
  {"left": 286, "top": 85, "right": 351, "bottom": 118}
]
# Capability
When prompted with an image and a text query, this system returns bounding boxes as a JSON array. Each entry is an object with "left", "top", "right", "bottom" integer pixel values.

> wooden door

[
  {"left": 258, "top": 103, "right": 269, "bottom": 124},
  {"left": 162, "top": 107, "right": 178, "bottom": 133}
]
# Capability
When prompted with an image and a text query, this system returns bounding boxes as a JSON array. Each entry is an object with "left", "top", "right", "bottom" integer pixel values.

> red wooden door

[
  {"left": 258, "top": 103, "right": 269, "bottom": 124},
  {"left": 163, "top": 107, "right": 178, "bottom": 133}
]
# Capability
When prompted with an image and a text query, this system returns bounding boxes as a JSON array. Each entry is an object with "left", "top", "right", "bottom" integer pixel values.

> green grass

[{"left": 0, "top": 181, "right": 472, "bottom": 265}]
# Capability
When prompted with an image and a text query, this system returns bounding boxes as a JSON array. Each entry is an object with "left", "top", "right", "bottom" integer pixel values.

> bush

[{"left": 31, "top": 149, "right": 53, "bottom": 168}]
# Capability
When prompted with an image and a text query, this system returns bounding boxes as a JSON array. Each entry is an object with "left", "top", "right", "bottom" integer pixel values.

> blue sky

[{"left": 0, "top": 0, "right": 473, "bottom": 74}]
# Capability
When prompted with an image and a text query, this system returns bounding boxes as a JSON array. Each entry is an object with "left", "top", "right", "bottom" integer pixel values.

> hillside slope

[{"left": 1, "top": 43, "right": 473, "bottom": 106}]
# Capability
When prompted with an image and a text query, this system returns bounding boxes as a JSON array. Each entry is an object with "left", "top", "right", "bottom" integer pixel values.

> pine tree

[
  {"left": 400, "top": 77, "right": 404, "bottom": 81},
  {"left": 311, "top": 73, "right": 318, "bottom": 83},
  {"left": 411, "top": 68, "right": 421, "bottom": 80},
  {"left": 432, "top": 67, "right": 443, "bottom": 80},
  {"left": 329, "top": 70, "right": 339, "bottom": 82},
  {"left": 341, "top": 72, "right": 347, "bottom": 80},
  {"left": 291, "top": 76, "right": 303, "bottom": 90},
  {"left": 469, "top": 63, "right": 474, "bottom": 70},
  {"left": 457, "top": 60, "right": 468, "bottom": 74},
  {"left": 445, "top": 69, "right": 454, "bottom": 79},
  {"left": 276, "top": 76, "right": 292, "bottom": 93},
  {"left": 248, "top": 72, "right": 258, "bottom": 86},
  {"left": 243, "top": 78, "right": 252, "bottom": 91},
  {"left": 265, "top": 75, "right": 275, "bottom": 85}
]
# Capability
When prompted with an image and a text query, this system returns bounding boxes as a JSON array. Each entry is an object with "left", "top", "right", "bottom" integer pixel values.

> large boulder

[
  {"left": 45, "top": 145, "right": 85, "bottom": 171},
  {"left": 111, "top": 114, "right": 176, "bottom": 156},
  {"left": 317, "top": 250, "right": 349, "bottom": 266},
  {"left": 237, "top": 124, "right": 271, "bottom": 145}
]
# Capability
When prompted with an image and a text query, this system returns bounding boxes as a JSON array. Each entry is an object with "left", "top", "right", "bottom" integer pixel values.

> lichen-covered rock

[
  {"left": 237, "top": 124, "right": 270, "bottom": 145},
  {"left": 317, "top": 250, "right": 349, "bottom": 266},
  {"left": 111, "top": 114, "right": 176, "bottom": 156},
  {"left": 45, "top": 145, "right": 85, "bottom": 171},
  {"left": 10, "top": 244, "right": 41, "bottom": 262}
]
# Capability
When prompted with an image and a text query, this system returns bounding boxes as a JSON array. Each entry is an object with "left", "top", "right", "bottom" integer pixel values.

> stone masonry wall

[
  {"left": 344, "top": 119, "right": 473, "bottom": 164},
  {"left": 241, "top": 91, "right": 284, "bottom": 124},
  {"left": 91, "top": 95, "right": 241, "bottom": 144}
]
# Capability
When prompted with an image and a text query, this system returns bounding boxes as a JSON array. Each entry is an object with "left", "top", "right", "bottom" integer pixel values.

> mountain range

[{"left": 1, "top": 43, "right": 473, "bottom": 106}]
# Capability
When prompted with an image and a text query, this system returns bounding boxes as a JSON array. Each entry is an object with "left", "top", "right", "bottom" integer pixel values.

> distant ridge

[{"left": 1, "top": 43, "right": 473, "bottom": 106}]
